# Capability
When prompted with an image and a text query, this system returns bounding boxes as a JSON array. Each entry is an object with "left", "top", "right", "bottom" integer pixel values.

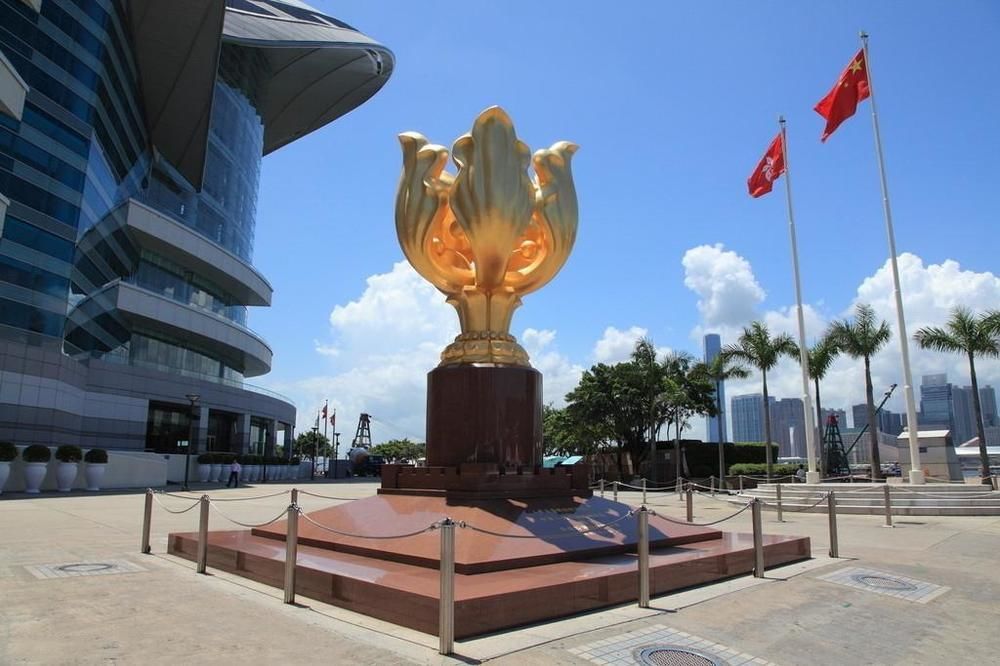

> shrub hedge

[
  {"left": 672, "top": 441, "right": 780, "bottom": 477},
  {"left": 0, "top": 441, "right": 17, "bottom": 462},
  {"left": 23, "top": 444, "right": 52, "bottom": 463},
  {"left": 55, "top": 445, "right": 83, "bottom": 462},
  {"left": 84, "top": 448, "right": 108, "bottom": 464}
]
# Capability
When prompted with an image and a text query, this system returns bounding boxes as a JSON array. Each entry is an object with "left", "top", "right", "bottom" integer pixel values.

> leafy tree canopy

[
  {"left": 294, "top": 431, "right": 331, "bottom": 458},
  {"left": 371, "top": 438, "right": 426, "bottom": 463}
]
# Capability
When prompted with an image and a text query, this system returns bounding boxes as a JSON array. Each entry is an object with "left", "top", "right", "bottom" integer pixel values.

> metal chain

[
  {"left": 761, "top": 492, "right": 831, "bottom": 513},
  {"left": 207, "top": 502, "right": 290, "bottom": 528},
  {"left": 654, "top": 501, "right": 754, "bottom": 527},
  {"left": 298, "top": 512, "right": 443, "bottom": 540},
  {"left": 151, "top": 494, "right": 202, "bottom": 514},
  {"left": 890, "top": 486, "right": 998, "bottom": 498},
  {"left": 296, "top": 489, "right": 359, "bottom": 501},
  {"left": 461, "top": 510, "right": 637, "bottom": 540},
  {"left": 201, "top": 489, "right": 291, "bottom": 502}
]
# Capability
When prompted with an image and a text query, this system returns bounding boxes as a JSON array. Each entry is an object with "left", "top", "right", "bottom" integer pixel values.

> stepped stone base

[{"left": 168, "top": 493, "right": 810, "bottom": 637}]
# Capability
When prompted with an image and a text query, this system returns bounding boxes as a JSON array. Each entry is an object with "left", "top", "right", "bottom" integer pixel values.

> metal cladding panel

[
  {"left": 125, "top": 0, "right": 226, "bottom": 189},
  {"left": 222, "top": 9, "right": 394, "bottom": 154}
]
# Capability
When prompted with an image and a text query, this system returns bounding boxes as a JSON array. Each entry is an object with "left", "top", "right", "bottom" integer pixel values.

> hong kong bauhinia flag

[
  {"left": 747, "top": 133, "right": 785, "bottom": 198},
  {"left": 815, "top": 49, "right": 870, "bottom": 142}
]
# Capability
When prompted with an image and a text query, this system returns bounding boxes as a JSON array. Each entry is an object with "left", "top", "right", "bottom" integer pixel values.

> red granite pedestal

[{"left": 167, "top": 365, "right": 811, "bottom": 637}]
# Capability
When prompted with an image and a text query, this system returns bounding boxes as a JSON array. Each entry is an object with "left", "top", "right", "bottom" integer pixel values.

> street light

[
  {"left": 311, "top": 425, "right": 319, "bottom": 480},
  {"left": 183, "top": 394, "right": 200, "bottom": 491}
]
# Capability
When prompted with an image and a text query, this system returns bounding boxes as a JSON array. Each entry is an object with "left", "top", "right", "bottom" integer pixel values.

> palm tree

[
  {"left": 721, "top": 322, "right": 798, "bottom": 479},
  {"left": 701, "top": 353, "right": 750, "bottom": 481},
  {"left": 807, "top": 335, "right": 842, "bottom": 475},
  {"left": 914, "top": 307, "right": 1000, "bottom": 484},
  {"left": 829, "top": 303, "right": 891, "bottom": 480}
]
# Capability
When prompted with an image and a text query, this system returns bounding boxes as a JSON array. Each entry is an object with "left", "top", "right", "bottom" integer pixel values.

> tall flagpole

[
  {"left": 779, "top": 117, "right": 820, "bottom": 484},
  {"left": 860, "top": 31, "right": 924, "bottom": 484}
]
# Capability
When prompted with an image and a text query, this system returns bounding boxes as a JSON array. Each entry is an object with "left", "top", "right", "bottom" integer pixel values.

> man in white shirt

[{"left": 227, "top": 458, "right": 242, "bottom": 487}]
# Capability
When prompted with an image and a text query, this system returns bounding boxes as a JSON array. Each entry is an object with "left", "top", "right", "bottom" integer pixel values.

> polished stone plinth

[
  {"left": 168, "top": 494, "right": 810, "bottom": 637},
  {"left": 426, "top": 364, "right": 542, "bottom": 468}
]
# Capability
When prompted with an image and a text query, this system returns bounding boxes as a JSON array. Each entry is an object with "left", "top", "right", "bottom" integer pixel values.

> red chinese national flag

[
  {"left": 814, "top": 49, "right": 870, "bottom": 142},
  {"left": 321, "top": 404, "right": 328, "bottom": 419},
  {"left": 747, "top": 133, "right": 785, "bottom": 198}
]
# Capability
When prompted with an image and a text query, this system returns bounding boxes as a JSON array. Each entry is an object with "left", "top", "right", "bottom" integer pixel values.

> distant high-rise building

[
  {"left": 772, "top": 398, "right": 806, "bottom": 458},
  {"left": 952, "top": 384, "right": 998, "bottom": 445},
  {"left": 703, "top": 334, "right": 726, "bottom": 442},
  {"left": 731, "top": 394, "right": 774, "bottom": 443},
  {"left": 920, "top": 374, "right": 955, "bottom": 434},
  {"left": 851, "top": 404, "right": 903, "bottom": 436}
]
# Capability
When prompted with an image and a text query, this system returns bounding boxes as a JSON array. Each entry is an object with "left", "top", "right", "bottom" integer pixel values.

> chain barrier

[
  {"left": 197, "top": 489, "right": 291, "bottom": 502},
  {"left": 296, "top": 489, "right": 360, "bottom": 501},
  {"left": 299, "top": 512, "right": 444, "bottom": 540},
  {"left": 150, "top": 492, "right": 202, "bottom": 514},
  {"left": 761, "top": 492, "right": 832, "bottom": 513},
  {"left": 654, "top": 501, "right": 754, "bottom": 527},
  {"left": 461, "top": 510, "right": 637, "bottom": 540},
  {"left": 207, "top": 502, "right": 290, "bottom": 529},
  {"left": 693, "top": 489, "right": 741, "bottom": 504}
]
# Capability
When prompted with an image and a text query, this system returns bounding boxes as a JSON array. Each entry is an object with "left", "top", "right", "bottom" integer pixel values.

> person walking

[{"left": 227, "top": 458, "right": 241, "bottom": 488}]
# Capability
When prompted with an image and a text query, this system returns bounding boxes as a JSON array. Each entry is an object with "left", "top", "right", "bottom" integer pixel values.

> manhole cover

[
  {"left": 57, "top": 563, "right": 114, "bottom": 573},
  {"left": 851, "top": 574, "right": 917, "bottom": 591},
  {"left": 636, "top": 646, "right": 725, "bottom": 666}
]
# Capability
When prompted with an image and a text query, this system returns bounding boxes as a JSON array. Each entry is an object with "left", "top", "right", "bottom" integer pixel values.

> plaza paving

[{"left": 1, "top": 479, "right": 997, "bottom": 665}]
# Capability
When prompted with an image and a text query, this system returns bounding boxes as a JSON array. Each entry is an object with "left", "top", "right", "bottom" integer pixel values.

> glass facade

[{"left": 0, "top": 2, "right": 269, "bottom": 383}]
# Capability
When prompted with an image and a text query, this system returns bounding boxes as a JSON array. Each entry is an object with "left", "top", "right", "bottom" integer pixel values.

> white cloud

[
  {"left": 683, "top": 249, "right": 1000, "bottom": 439},
  {"left": 682, "top": 244, "right": 766, "bottom": 328},
  {"left": 522, "top": 327, "right": 584, "bottom": 407},
  {"left": 593, "top": 326, "right": 648, "bottom": 363}
]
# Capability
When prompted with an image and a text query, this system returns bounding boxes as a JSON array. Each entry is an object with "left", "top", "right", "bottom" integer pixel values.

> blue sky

[{"left": 251, "top": 1, "right": 1000, "bottom": 443}]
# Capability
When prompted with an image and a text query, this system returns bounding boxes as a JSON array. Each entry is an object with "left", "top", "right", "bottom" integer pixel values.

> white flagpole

[
  {"left": 779, "top": 117, "right": 820, "bottom": 483},
  {"left": 860, "top": 31, "right": 924, "bottom": 484}
]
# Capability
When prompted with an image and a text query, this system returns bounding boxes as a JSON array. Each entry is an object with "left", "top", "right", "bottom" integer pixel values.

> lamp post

[{"left": 183, "top": 394, "right": 200, "bottom": 491}]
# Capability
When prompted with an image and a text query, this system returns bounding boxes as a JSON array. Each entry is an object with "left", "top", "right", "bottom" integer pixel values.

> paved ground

[{"left": 1, "top": 480, "right": 998, "bottom": 665}]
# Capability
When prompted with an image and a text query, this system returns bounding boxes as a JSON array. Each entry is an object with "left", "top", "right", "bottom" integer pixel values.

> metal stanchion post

[
  {"left": 685, "top": 484, "right": 693, "bottom": 523},
  {"left": 613, "top": 480, "right": 619, "bottom": 503},
  {"left": 283, "top": 502, "right": 299, "bottom": 603},
  {"left": 196, "top": 495, "right": 209, "bottom": 574},
  {"left": 438, "top": 518, "right": 455, "bottom": 655},
  {"left": 775, "top": 482, "right": 784, "bottom": 523},
  {"left": 677, "top": 476, "right": 684, "bottom": 499},
  {"left": 827, "top": 492, "right": 839, "bottom": 558},
  {"left": 752, "top": 498, "right": 765, "bottom": 578},
  {"left": 291, "top": 488, "right": 298, "bottom": 505},
  {"left": 637, "top": 506, "right": 650, "bottom": 608},
  {"left": 141, "top": 489, "right": 153, "bottom": 554},
  {"left": 883, "top": 485, "right": 893, "bottom": 528},
  {"left": 599, "top": 479, "right": 605, "bottom": 498},
  {"left": 710, "top": 475, "right": 716, "bottom": 497},
  {"left": 642, "top": 478, "right": 647, "bottom": 505},
  {"left": 739, "top": 475, "right": 744, "bottom": 493}
]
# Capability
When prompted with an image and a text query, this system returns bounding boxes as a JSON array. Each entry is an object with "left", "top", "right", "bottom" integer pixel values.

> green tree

[
  {"left": 542, "top": 404, "right": 601, "bottom": 457},
  {"left": 829, "top": 303, "right": 892, "bottom": 480},
  {"left": 721, "top": 322, "right": 799, "bottom": 479},
  {"left": 806, "top": 335, "right": 842, "bottom": 475},
  {"left": 371, "top": 438, "right": 425, "bottom": 463},
  {"left": 914, "top": 307, "right": 1000, "bottom": 484},
  {"left": 700, "top": 353, "right": 750, "bottom": 478},
  {"left": 294, "top": 430, "right": 331, "bottom": 459}
]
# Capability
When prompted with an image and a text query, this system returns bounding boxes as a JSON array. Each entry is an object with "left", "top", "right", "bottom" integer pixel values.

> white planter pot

[
  {"left": 217, "top": 464, "right": 229, "bottom": 482},
  {"left": 249, "top": 465, "right": 259, "bottom": 482},
  {"left": 24, "top": 462, "right": 48, "bottom": 493},
  {"left": 56, "top": 462, "right": 78, "bottom": 492},
  {"left": 0, "top": 461, "right": 9, "bottom": 494},
  {"left": 85, "top": 463, "right": 107, "bottom": 491},
  {"left": 210, "top": 464, "right": 222, "bottom": 482},
  {"left": 198, "top": 464, "right": 211, "bottom": 483}
]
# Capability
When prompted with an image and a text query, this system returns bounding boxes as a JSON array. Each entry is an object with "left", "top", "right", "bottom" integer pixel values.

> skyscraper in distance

[{"left": 703, "top": 333, "right": 726, "bottom": 442}]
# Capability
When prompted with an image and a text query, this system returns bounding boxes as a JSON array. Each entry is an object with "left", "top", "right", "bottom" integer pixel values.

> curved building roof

[{"left": 126, "top": 0, "right": 393, "bottom": 188}]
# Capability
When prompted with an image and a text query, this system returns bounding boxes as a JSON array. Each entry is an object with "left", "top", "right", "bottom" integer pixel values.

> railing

[{"left": 141, "top": 482, "right": 848, "bottom": 654}]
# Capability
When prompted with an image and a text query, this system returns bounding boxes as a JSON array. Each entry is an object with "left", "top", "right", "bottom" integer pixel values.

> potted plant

[
  {"left": 219, "top": 454, "right": 235, "bottom": 482},
  {"left": 197, "top": 453, "right": 212, "bottom": 482},
  {"left": 290, "top": 456, "right": 301, "bottom": 480},
  {"left": 0, "top": 441, "right": 16, "bottom": 495},
  {"left": 84, "top": 448, "right": 108, "bottom": 491},
  {"left": 209, "top": 453, "right": 223, "bottom": 484},
  {"left": 22, "top": 444, "right": 51, "bottom": 493},
  {"left": 240, "top": 454, "right": 257, "bottom": 483},
  {"left": 55, "top": 445, "right": 83, "bottom": 491}
]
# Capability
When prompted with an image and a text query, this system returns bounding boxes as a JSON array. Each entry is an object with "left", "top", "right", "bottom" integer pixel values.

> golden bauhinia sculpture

[{"left": 395, "top": 106, "right": 579, "bottom": 367}]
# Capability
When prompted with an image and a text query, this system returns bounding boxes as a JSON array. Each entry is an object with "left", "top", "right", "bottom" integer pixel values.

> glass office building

[{"left": 0, "top": 0, "right": 392, "bottom": 460}]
